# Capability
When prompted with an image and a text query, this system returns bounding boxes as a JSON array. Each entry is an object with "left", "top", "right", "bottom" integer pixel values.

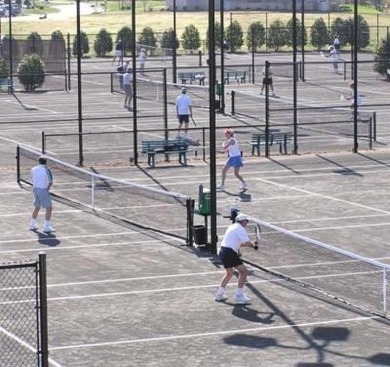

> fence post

[{"left": 38, "top": 252, "right": 49, "bottom": 367}]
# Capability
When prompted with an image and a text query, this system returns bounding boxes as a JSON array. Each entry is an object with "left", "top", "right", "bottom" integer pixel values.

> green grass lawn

[{"left": 6, "top": 4, "right": 390, "bottom": 51}]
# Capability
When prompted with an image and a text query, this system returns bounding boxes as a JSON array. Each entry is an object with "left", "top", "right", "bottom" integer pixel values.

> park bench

[
  {"left": 141, "top": 139, "right": 190, "bottom": 167},
  {"left": 178, "top": 71, "right": 206, "bottom": 85},
  {"left": 0, "top": 78, "right": 13, "bottom": 94},
  {"left": 249, "top": 132, "right": 292, "bottom": 155},
  {"left": 224, "top": 70, "right": 247, "bottom": 85}
]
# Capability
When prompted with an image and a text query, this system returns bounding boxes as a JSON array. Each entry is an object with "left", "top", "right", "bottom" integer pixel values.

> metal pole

[
  {"left": 132, "top": 0, "right": 138, "bottom": 164},
  {"left": 301, "top": 0, "right": 305, "bottom": 82},
  {"left": 353, "top": 0, "right": 358, "bottom": 153},
  {"left": 38, "top": 253, "right": 49, "bottom": 367},
  {"left": 8, "top": 3, "right": 13, "bottom": 91},
  {"left": 219, "top": 0, "right": 225, "bottom": 113},
  {"left": 293, "top": 0, "right": 298, "bottom": 154},
  {"left": 76, "top": 0, "right": 83, "bottom": 166},
  {"left": 209, "top": 0, "right": 217, "bottom": 254},
  {"left": 172, "top": 0, "right": 177, "bottom": 83}
]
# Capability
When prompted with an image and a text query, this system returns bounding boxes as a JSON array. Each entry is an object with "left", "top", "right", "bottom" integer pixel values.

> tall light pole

[
  {"left": 209, "top": 0, "right": 217, "bottom": 254},
  {"left": 76, "top": 0, "right": 83, "bottom": 166},
  {"left": 353, "top": 0, "right": 358, "bottom": 153},
  {"left": 219, "top": 0, "right": 225, "bottom": 113},
  {"left": 132, "top": 0, "right": 138, "bottom": 164},
  {"left": 173, "top": 0, "right": 177, "bottom": 83}
]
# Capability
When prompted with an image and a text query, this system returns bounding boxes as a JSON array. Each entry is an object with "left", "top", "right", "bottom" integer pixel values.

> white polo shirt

[
  {"left": 31, "top": 164, "right": 52, "bottom": 189},
  {"left": 123, "top": 72, "right": 132, "bottom": 85},
  {"left": 220, "top": 222, "right": 250, "bottom": 253}
]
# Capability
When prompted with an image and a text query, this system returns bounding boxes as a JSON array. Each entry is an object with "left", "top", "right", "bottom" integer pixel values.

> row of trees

[{"left": 77, "top": 15, "right": 373, "bottom": 56}]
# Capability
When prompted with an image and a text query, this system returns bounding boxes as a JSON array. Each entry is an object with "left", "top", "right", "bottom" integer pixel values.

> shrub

[
  {"left": 0, "top": 58, "right": 9, "bottom": 79},
  {"left": 94, "top": 28, "right": 113, "bottom": 57},
  {"left": 117, "top": 26, "right": 133, "bottom": 55},
  {"left": 17, "top": 54, "right": 45, "bottom": 92},
  {"left": 72, "top": 31, "right": 90, "bottom": 57},
  {"left": 311, "top": 18, "right": 329, "bottom": 51},
  {"left": 226, "top": 20, "right": 244, "bottom": 53},
  {"left": 373, "top": 36, "right": 390, "bottom": 77},
  {"left": 26, "top": 32, "right": 43, "bottom": 56},
  {"left": 181, "top": 24, "right": 201, "bottom": 52},
  {"left": 246, "top": 21, "right": 265, "bottom": 52},
  {"left": 160, "top": 28, "right": 179, "bottom": 54}
]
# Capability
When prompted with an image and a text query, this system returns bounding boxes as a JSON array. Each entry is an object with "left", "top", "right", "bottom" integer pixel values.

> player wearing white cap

[{"left": 215, "top": 214, "right": 258, "bottom": 304}]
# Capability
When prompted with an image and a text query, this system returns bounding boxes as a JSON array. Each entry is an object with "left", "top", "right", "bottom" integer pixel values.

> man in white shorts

[
  {"left": 30, "top": 156, "right": 55, "bottom": 232},
  {"left": 215, "top": 214, "right": 259, "bottom": 304}
]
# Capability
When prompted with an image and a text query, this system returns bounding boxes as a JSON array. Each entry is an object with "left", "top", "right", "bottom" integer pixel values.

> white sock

[
  {"left": 217, "top": 287, "right": 225, "bottom": 295},
  {"left": 44, "top": 220, "right": 51, "bottom": 227},
  {"left": 236, "top": 288, "right": 244, "bottom": 296}
]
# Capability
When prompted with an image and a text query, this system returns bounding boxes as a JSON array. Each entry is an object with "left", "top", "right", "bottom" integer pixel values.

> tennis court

[{"left": 1, "top": 53, "right": 390, "bottom": 366}]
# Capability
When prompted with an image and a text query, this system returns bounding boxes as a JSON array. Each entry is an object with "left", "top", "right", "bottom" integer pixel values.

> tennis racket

[
  {"left": 190, "top": 116, "right": 197, "bottom": 126},
  {"left": 247, "top": 221, "right": 261, "bottom": 250}
]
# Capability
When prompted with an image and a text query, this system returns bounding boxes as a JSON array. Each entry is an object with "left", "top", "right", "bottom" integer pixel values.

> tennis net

[
  {"left": 17, "top": 145, "right": 194, "bottom": 244},
  {"left": 112, "top": 73, "right": 210, "bottom": 109},
  {"left": 242, "top": 215, "right": 389, "bottom": 318}
]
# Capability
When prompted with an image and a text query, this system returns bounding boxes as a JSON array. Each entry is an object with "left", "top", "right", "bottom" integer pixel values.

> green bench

[
  {"left": 250, "top": 132, "right": 292, "bottom": 155},
  {"left": 141, "top": 139, "right": 190, "bottom": 167},
  {"left": 0, "top": 78, "right": 13, "bottom": 94},
  {"left": 178, "top": 72, "right": 206, "bottom": 85}
]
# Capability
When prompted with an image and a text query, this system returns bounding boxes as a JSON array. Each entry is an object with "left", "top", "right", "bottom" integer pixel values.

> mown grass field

[{"left": 6, "top": 1, "right": 390, "bottom": 50}]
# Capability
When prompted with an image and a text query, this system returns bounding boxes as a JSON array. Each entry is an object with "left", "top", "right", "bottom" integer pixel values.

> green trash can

[{"left": 198, "top": 189, "right": 211, "bottom": 216}]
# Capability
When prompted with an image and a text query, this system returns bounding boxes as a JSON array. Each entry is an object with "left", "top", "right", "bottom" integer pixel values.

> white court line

[
  {"left": 0, "top": 326, "right": 64, "bottom": 367},
  {"left": 49, "top": 316, "right": 376, "bottom": 351},
  {"left": 256, "top": 177, "right": 390, "bottom": 215}
]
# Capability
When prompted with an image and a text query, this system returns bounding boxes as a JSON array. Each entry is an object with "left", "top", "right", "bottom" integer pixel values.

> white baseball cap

[{"left": 235, "top": 214, "right": 250, "bottom": 222}]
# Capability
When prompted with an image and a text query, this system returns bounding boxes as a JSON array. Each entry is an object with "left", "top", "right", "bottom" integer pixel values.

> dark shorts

[
  {"left": 124, "top": 84, "right": 132, "bottom": 96},
  {"left": 219, "top": 247, "right": 243, "bottom": 269},
  {"left": 262, "top": 77, "right": 273, "bottom": 85},
  {"left": 178, "top": 115, "right": 189, "bottom": 124}
]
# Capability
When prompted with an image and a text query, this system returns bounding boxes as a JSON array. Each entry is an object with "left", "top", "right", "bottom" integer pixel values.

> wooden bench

[
  {"left": 224, "top": 70, "right": 247, "bottom": 85},
  {"left": 0, "top": 78, "right": 13, "bottom": 94},
  {"left": 178, "top": 72, "right": 206, "bottom": 85},
  {"left": 249, "top": 132, "right": 292, "bottom": 155},
  {"left": 141, "top": 139, "right": 189, "bottom": 167}
]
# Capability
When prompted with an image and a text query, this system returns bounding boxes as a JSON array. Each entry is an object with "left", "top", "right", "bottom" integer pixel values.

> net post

[
  {"left": 38, "top": 252, "right": 49, "bottom": 367},
  {"left": 16, "top": 145, "right": 20, "bottom": 185},
  {"left": 91, "top": 175, "right": 95, "bottom": 208},
  {"left": 110, "top": 72, "right": 114, "bottom": 94},
  {"left": 369, "top": 117, "right": 373, "bottom": 150},
  {"left": 373, "top": 112, "right": 377, "bottom": 141},
  {"left": 231, "top": 90, "right": 235, "bottom": 115},
  {"left": 187, "top": 198, "right": 195, "bottom": 246},
  {"left": 41, "top": 131, "right": 46, "bottom": 154},
  {"left": 383, "top": 268, "right": 387, "bottom": 316}
]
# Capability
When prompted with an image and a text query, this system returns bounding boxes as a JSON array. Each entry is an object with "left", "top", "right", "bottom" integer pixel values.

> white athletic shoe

[
  {"left": 240, "top": 182, "right": 248, "bottom": 191},
  {"left": 234, "top": 294, "right": 251, "bottom": 304},
  {"left": 216, "top": 184, "right": 225, "bottom": 191},
  {"left": 214, "top": 293, "right": 228, "bottom": 302},
  {"left": 29, "top": 221, "right": 39, "bottom": 230},
  {"left": 43, "top": 225, "right": 56, "bottom": 233}
]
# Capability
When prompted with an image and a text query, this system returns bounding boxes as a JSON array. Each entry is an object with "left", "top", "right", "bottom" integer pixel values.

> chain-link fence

[{"left": 0, "top": 254, "right": 48, "bottom": 367}]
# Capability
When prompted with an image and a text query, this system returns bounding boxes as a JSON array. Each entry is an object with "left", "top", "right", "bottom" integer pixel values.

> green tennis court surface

[{"left": 1, "top": 53, "right": 390, "bottom": 366}]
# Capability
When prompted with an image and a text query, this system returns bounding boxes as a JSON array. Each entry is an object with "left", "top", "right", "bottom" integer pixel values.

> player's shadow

[
  {"left": 224, "top": 191, "right": 252, "bottom": 202},
  {"left": 223, "top": 333, "right": 277, "bottom": 349},
  {"left": 32, "top": 230, "right": 61, "bottom": 247},
  {"left": 368, "top": 353, "right": 390, "bottom": 366},
  {"left": 232, "top": 304, "right": 275, "bottom": 324}
]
